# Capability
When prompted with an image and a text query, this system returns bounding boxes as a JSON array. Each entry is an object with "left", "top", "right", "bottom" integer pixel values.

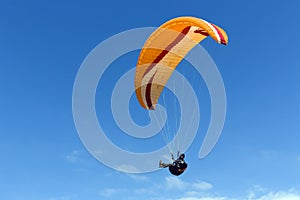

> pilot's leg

[{"left": 159, "top": 160, "right": 171, "bottom": 168}]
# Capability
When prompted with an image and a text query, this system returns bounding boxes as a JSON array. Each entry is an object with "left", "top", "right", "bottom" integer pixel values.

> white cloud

[
  {"left": 247, "top": 185, "right": 267, "bottom": 200},
  {"left": 134, "top": 188, "right": 156, "bottom": 196},
  {"left": 177, "top": 197, "right": 227, "bottom": 200},
  {"left": 254, "top": 190, "right": 300, "bottom": 200},
  {"left": 165, "top": 176, "right": 187, "bottom": 190},
  {"left": 297, "top": 155, "right": 300, "bottom": 163},
  {"left": 47, "top": 186, "right": 300, "bottom": 200},
  {"left": 178, "top": 190, "right": 228, "bottom": 200},
  {"left": 260, "top": 150, "right": 279, "bottom": 160},
  {"left": 192, "top": 181, "right": 213, "bottom": 190},
  {"left": 97, "top": 173, "right": 300, "bottom": 200},
  {"left": 48, "top": 194, "right": 76, "bottom": 200},
  {"left": 176, "top": 188, "right": 300, "bottom": 200},
  {"left": 99, "top": 188, "right": 116, "bottom": 197},
  {"left": 163, "top": 176, "right": 213, "bottom": 192},
  {"left": 99, "top": 188, "right": 125, "bottom": 197},
  {"left": 65, "top": 150, "right": 82, "bottom": 163},
  {"left": 128, "top": 174, "right": 150, "bottom": 181}
]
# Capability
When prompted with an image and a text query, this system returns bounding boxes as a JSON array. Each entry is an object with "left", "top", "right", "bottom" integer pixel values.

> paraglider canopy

[{"left": 134, "top": 16, "right": 228, "bottom": 110}]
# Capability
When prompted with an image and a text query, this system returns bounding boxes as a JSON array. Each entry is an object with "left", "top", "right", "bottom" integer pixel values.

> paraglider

[
  {"left": 134, "top": 16, "right": 228, "bottom": 175},
  {"left": 159, "top": 153, "right": 188, "bottom": 176}
]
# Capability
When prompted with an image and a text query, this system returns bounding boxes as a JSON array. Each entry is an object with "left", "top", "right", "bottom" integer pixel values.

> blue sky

[{"left": 1, "top": 0, "right": 300, "bottom": 199}]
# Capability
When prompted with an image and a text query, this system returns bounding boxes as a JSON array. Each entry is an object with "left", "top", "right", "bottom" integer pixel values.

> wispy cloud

[
  {"left": 251, "top": 189, "right": 300, "bottom": 200},
  {"left": 48, "top": 194, "right": 76, "bottom": 200},
  {"left": 128, "top": 174, "right": 150, "bottom": 181},
  {"left": 175, "top": 187, "right": 300, "bottom": 200},
  {"left": 165, "top": 176, "right": 187, "bottom": 190},
  {"left": 163, "top": 176, "right": 213, "bottom": 192},
  {"left": 152, "top": 177, "right": 300, "bottom": 200},
  {"left": 97, "top": 176, "right": 211, "bottom": 199},
  {"left": 65, "top": 150, "right": 82, "bottom": 163},
  {"left": 177, "top": 197, "right": 227, "bottom": 200},
  {"left": 93, "top": 175, "right": 300, "bottom": 200},
  {"left": 191, "top": 181, "right": 213, "bottom": 191},
  {"left": 99, "top": 188, "right": 126, "bottom": 197},
  {"left": 247, "top": 185, "right": 268, "bottom": 200},
  {"left": 297, "top": 155, "right": 300, "bottom": 163},
  {"left": 259, "top": 150, "right": 280, "bottom": 160},
  {"left": 134, "top": 188, "right": 156, "bottom": 196}
]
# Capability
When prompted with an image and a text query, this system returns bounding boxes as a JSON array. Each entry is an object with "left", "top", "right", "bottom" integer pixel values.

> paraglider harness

[{"left": 168, "top": 154, "right": 188, "bottom": 176}]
